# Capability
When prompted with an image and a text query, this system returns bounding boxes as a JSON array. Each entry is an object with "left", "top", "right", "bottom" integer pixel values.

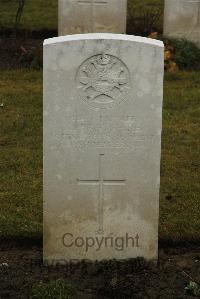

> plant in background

[
  {"left": 185, "top": 281, "right": 200, "bottom": 297},
  {"left": 162, "top": 38, "right": 200, "bottom": 71},
  {"left": 148, "top": 34, "right": 200, "bottom": 71},
  {"left": 163, "top": 41, "right": 179, "bottom": 72},
  {"left": 169, "top": 39, "right": 200, "bottom": 71},
  {"left": 18, "top": 44, "right": 43, "bottom": 69}
]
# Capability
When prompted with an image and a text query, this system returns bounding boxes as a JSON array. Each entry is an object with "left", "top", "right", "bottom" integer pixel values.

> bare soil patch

[{"left": 0, "top": 243, "right": 199, "bottom": 298}]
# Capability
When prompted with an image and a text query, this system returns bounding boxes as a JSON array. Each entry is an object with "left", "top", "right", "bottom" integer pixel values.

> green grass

[
  {"left": 0, "top": 69, "right": 199, "bottom": 243},
  {"left": 31, "top": 279, "right": 75, "bottom": 299},
  {"left": 0, "top": 0, "right": 164, "bottom": 32},
  {"left": 0, "top": 70, "right": 43, "bottom": 238},
  {"left": 0, "top": 0, "right": 58, "bottom": 31},
  {"left": 160, "top": 71, "right": 200, "bottom": 242}
]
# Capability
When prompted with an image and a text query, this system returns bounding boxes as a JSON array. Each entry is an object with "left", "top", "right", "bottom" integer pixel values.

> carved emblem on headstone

[{"left": 76, "top": 54, "right": 130, "bottom": 108}]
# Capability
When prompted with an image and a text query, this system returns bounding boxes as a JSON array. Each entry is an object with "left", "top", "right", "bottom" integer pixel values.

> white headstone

[
  {"left": 43, "top": 34, "right": 164, "bottom": 263},
  {"left": 164, "top": 0, "right": 200, "bottom": 47},
  {"left": 58, "top": 0, "right": 127, "bottom": 35}
]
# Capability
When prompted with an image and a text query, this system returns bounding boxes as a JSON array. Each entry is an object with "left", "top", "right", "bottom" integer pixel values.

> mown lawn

[
  {"left": 0, "top": 69, "right": 199, "bottom": 242},
  {"left": 160, "top": 72, "right": 200, "bottom": 243},
  {"left": 0, "top": 0, "right": 164, "bottom": 32},
  {"left": 0, "top": 0, "right": 58, "bottom": 31},
  {"left": 0, "top": 70, "right": 43, "bottom": 238}
]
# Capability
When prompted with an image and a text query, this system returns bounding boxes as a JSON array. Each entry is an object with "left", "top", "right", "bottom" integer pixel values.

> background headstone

[
  {"left": 58, "top": 0, "right": 127, "bottom": 35},
  {"left": 164, "top": 0, "right": 200, "bottom": 47},
  {"left": 43, "top": 33, "right": 164, "bottom": 262}
]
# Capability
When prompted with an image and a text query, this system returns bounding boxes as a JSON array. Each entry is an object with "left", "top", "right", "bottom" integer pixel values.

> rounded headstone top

[{"left": 44, "top": 33, "right": 164, "bottom": 48}]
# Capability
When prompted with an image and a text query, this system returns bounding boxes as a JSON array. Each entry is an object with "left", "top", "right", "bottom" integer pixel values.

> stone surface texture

[
  {"left": 43, "top": 34, "right": 164, "bottom": 262},
  {"left": 164, "top": 0, "right": 200, "bottom": 47},
  {"left": 58, "top": 0, "right": 127, "bottom": 35}
]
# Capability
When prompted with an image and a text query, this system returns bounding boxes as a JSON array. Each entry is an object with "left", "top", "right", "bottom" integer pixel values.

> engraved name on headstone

[
  {"left": 43, "top": 34, "right": 164, "bottom": 262},
  {"left": 58, "top": 0, "right": 127, "bottom": 35}
]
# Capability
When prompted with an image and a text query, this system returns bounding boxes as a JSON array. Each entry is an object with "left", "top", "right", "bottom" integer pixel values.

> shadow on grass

[{"left": 0, "top": 234, "right": 42, "bottom": 250}]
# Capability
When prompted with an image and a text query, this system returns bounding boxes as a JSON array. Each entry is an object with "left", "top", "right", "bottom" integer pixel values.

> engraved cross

[{"left": 77, "top": 154, "right": 126, "bottom": 234}]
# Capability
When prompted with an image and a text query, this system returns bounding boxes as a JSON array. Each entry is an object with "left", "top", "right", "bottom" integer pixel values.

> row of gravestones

[
  {"left": 58, "top": 0, "right": 200, "bottom": 47},
  {"left": 43, "top": 0, "right": 198, "bottom": 264}
]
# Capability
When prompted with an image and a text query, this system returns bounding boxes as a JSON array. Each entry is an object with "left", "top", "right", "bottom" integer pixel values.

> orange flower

[
  {"left": 168, "top": 61, "right": 179, "bottom": 72},
  {"left": 164, "top": 50, "right": 173, "bottom": 61}
]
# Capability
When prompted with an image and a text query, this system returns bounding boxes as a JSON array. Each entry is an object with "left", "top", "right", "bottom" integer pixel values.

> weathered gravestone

[
  {"left": 43, "top": 33, "right": 164, "bottom": 262},
  {"left": 58, "top": 0, "right": 127, "bottom": 35},
  {"left": 164, "top": 0, "right": 200, "bottom": 47}
]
